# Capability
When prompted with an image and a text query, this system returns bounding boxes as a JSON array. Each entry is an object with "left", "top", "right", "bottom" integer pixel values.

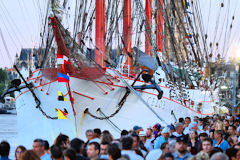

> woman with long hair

[
  {"left": 187, "top": 130, "right": 200, "bottom": 155},
  {"left": 15, "top": 145, "right": 26, "bottom": 160}
]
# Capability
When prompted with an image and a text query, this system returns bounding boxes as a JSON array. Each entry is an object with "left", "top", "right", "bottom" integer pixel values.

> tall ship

[{"left": 1, "top": 0, "right": 218, "bottom": 148}]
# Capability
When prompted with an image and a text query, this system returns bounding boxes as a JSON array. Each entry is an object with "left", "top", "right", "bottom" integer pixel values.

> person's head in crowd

[
  {"left": 185, "top": 117, "right": 191, "bottom": 125},
  {"left": 70, "top": 138, "right": 85, "bottom": 155},
  {"left": 87, "top": 142, "right": 100, "bottom": 160},
  {"left": 198, "top": 118, "right": 204, "bottom": 126},
  {"left": 100, "top": 141, "right": 109, "bottom": 155},
  {"left": 50, "top": 144, "right": 63, "bottom": 160},
  {"left": 43, "top": 140, "right": 50, "bottom": 154},
  {"left": 133, "top": 125, "right": 143, "bottom": 135},
  {"left": 203, "top": 123, "right": 209, "bottom": 131},
  {"left": 202, "top": 137, "right": 213, "bottom": 154},
  {"left": 228, "top": 116, "right": 234, "bottom": 124},
  {"left": 176, "top": 136, "right": 188, "bottom": 153},
  {"left": 64, "top": 148, "right": 76, "bottom": 160},
  {"left": 175, "top": 123, "right": 183, "bottom": 134},
  {"left": 210, "top": 152, "right": 229, "bottom": 160},
  {"left": 234, "top": 119, "right": 239, "bottom": 127},
  {"left": 20, "top": 150, "right": 41, "bottom": 160},
  {"left": 121, "top": 136, "right": 133, "bottom": 150},
  {"left": 101, "top": 130, "right": 113, "bottom": 144},
  {"left": 226, "top": 148, "right": 238, "bottom": 160},
  {"left": 107, "top": 143, "right": 121, "bottom": 160},
  {"left": 32, "top": 139, "right": 45, "bottom": 157},
  {"left": 209, "top": 147, "right": 223, "bottom": 158},
  {"left": 228, "top": 125, "right": 236, "bottom": 136},
  {"left": 179, "top": 117, "right": 184, "bottom": 124},
  {"left": 93, "top": 128, "right": 101, "bottom": 138},
  {"left": 235, "top": 150, "right": 240, "bottom": 160},
  {"left": 224, "top": 119, "right": 230, "bottom": 128},
  {"left": 209, "top": 129, "right": 215, "bottom": 139},
  {"left": 55, "top": 134, "right": 69, "bottom": 149},
  {"left": 162, "top": 127, "right": 171, "bottom": 139},
  {"left": 163, "top": 152, "right": 174, "bottom": 160},
  {"left": 145, "top": 128, "right": 152, "bottom": 139},
  {"left": 86, "top": 129, "right": 94, "bottom": 141},
  {"left": 189, "top": 130, "right": 198, "bottom": 140},
  {"left": 214, "top": 130, "right": 224, "bottom": 140},
  {"left": 131, "top": 133, "right": 140, "bottom": 149},
  {"left": 194, "top": 116, "right": 199, "bottom": 123},
  {"left": 194, "top": 151, "right": 209, "bottom": 160},
  {"left": 199, "top": 133, "right": 208, "bottom": 141},
  {"left": 15, "top": 145, "right": 26, "bottom": 160},
  {"left": 139, "top": 130, "right": 147, "bottom": 143},
  {"left": 236, "top": 149, "right": 240, "bottom": 160},
  {"left": 121, "top": 130, "right": 128, "bottom": 137},
  {"left": 0, "top": 141, "right": 10, "bottom": 158},
  {"left": 161, "top": 142, "right": 170, "bottom": 154},
  {"left": 152, "top": 123, "right": 162, "bottom": 134},
  {"left": 227, "top": 137, "right": 235, "bottom": 148},
  {"left": 167, "top": 125, "right": 175, "bottom": 133}
]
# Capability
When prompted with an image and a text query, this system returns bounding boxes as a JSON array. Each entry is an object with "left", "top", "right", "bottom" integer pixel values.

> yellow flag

[
  {"left": 58, "top": 109, "right": 67, "bottom": 119},
  {"left": 58, "top": 91, "right": 67, "bottom": 101}
]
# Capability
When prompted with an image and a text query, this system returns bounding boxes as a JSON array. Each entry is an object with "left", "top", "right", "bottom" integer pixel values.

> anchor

[
  {"left": 131, "top": 69, "right": 163, "bottom": 99},
  {"left": 0, "top": 79, "right": 30, "bottom": 103}
]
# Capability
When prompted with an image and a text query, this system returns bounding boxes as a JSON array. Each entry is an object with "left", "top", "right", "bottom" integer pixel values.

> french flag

[
  {"left": 57, "top": 53, "right": 69, "bottom": 64},
  {"left": 58, "top": 72, "right": 69, "bottom": 82}
]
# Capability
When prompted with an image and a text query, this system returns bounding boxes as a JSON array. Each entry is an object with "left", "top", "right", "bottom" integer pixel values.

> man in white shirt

[
  {"left": 172, "top": 123, "right": 184, "bottom": 138},
  {"left": 121, "top": 136, "right": 144, "bottom": 160},
  {"left": 144, "top": 128, "right": 154, "bottom": 151},
  {"left": 183, "top": 117, "right": 193, "bottom": 135}
]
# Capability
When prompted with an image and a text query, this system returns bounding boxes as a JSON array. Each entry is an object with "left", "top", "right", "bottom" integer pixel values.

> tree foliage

[
  {"left": 0, "top": 69, "right": 9, "bottom": 95},
  {"left": 0, "top": 69, "right": 8, "bottom": 83}
]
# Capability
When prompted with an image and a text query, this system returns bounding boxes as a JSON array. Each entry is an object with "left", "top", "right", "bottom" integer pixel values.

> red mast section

[
  {"left": 157, "top": 0, "right": 163, "bottom": 52},
  {"left": 145, "top": 0, "right": 152, "bottom": 56},
  {"left": 50, "top": 16, "right": 74, "bottom": 75},
  {"left": 123, "top": 0, "right": 132, "bottom": 72},
  {"left": 50, "top": 17, "right": 70, "bottom": 57},
  {"left": 95, "top": 0, "right": 105, "bottom": 67}
]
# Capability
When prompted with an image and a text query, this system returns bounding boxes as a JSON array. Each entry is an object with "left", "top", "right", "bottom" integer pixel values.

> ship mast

[
  {"left": 156, "top": 0, "right": 163, "bottom": 52},
  {"left": 95, "top": 0, "right": 105, "bottom": 67},
  {"left": 145, "top": 0, "right": 152, "bottom": 56},
  {"left": 123, "top": 0, "right": 132, "bottom": 72}
]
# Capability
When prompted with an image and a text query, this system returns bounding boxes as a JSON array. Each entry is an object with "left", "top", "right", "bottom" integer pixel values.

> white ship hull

[{"left": 15, "top": 68, "right": 215, "bottom": 148}]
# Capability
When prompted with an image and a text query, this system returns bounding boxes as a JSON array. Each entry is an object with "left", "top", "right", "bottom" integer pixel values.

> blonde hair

[
  {"left": 190, "top": 151, "right": 209, "bottom": 160},
  {"left": 215, "top": 121, "right": 224, "bottom": 131}
]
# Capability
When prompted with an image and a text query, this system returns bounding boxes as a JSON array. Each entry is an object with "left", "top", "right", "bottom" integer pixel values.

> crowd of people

[{"left": 1, "top": 114, "right": 240, "bottom": 160}]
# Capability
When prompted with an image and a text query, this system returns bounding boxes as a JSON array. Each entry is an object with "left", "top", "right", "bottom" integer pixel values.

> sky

[
  {"left": 0, "top": 0, "right": 47, "bottom": 68},
  {"left": 0, "top": 0, "right": 240, "bottom": 69}
]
